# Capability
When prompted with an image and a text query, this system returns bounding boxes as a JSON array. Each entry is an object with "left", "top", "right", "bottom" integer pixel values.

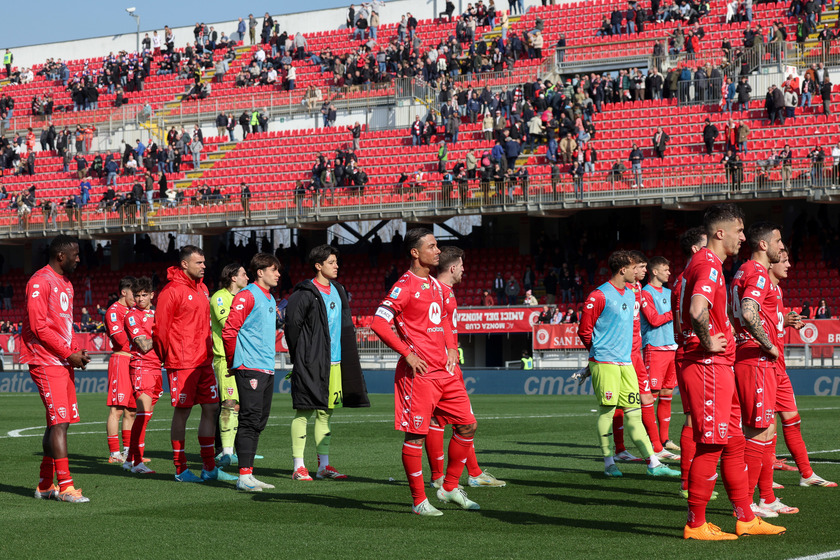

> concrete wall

[{"left": 7, "top": 0, "right": 438, "bottom": 69}]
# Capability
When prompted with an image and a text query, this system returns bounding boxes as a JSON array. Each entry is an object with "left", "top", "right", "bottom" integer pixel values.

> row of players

[
  {"left": 578, "top": 204, "right": 836, "bottom": 540},
  {"left": 22, "top": 233, "right": 504, "bottom": 506}
]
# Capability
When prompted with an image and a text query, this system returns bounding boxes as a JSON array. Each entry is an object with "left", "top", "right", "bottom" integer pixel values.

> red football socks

[
  {"left": 122, "top": 429, "right": 131, "bottom": 451},
  {"left": 240, "top": 467, "right": 253, "bottom": 476},
  {"left": 744, "top": 437, "right": 765, "bottom": 499},
  {"left": 107, "top": 434, "right": 120, "bottom": 454},
  {"left": 425, "top": 425, "right": 445, "bottom": 481},
  {"left": 758, "top": 435, "right": 777, "bottom": 503},
  {"left": 130, "top": 411, "right": 153, "bottom": 466},
  {"left": 402, "top": 442, "right": 426, "bottom": 506},
  {"left": 613, "top": 408, "right": 626, "bottom": 453},
  {"left": 679, "top": 423, "right": 695, "bottom": 491},
  {"left": 443, "top": 433, "right": 472, "bottom": 492},
  {"left": 37, "top": 456, "right": 55, "bottom": 491},
  {"left": 641, "top": 402, "right": 663, "bottom": 453},
  {"left": 686, "top": 443, "right": 723, "bottom": 528},
  {"left": 782, "top": 414, "right": 813, "bottom": 478},
  {"left": 720, "top": 435, "right": 755, "bottom": 522},
  {"left": 198, "top": 436, "right": 216, "bottom": 472},
  {"left": 172, "top": 440, "right": 186, "bottom": 474},
  {"left": 656, "top": 395, "right": 672, "bottom": 446},
  {"left": 54, "top": 457, "right": 73, "bottom": 492},
  {"left": 466, "top": 443, "right": 482, "bottom": 478}
]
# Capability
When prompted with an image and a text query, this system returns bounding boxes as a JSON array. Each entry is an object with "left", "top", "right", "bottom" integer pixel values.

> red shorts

[
  {"left": 680, "top": 356, "right": 742, "bottom": 445},
  {"left": 675, "top": 353, "right": 690, "bottom": 415},
  {"left": 29, "top": 365, "right": 80, "bottom": 427},
  {"left": 168, "top": 365, "right": 220, "bottom": 408},
  {"left": 775, "top": 367, "right": 798, "bottom": 412},
  {"left": 106, "top": 353, "right": 136, "bottom": 409},
  {"left": 644, "top": 347, "right": 677, "bottom": 391},
  {"left": 394, "top": 361, "right": 475, "bottom": 434},
  {"left": 734, "top": 360, "right": 778, "bottom": 429},
  {"left": 632, "top": 351, "right": 651, "bottom": 395},
  {"left": 132, "top": 365, "right": 163, "bottom": 406}
]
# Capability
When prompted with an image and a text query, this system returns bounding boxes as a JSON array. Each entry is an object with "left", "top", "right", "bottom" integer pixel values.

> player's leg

[
  {"left": 658, "top": 388, "right": 676, "bottom": 448},
  {"left": 106, "top": 406, "right": 125, "bottom": 461},
  {"left": 425, "top": 416, "right": 446, "bottom": 485},
  {"left": 779, "top": 409, "right": 837, "bottom": 487},
  {"left": 119, "top": 356, "right": 137, "bottom": 457},
  {"left": 316, "top": 364, "right": 346, "bottom": 479},
  {"left": 234, "top": 369, "right": 275, "bottom": 490},
  {"left": 36, "top": 426, "right": 57, "bottom": 497},
  {"left": 122, "top": 407, "right": 136, "bottom": 458},
  {"left": 655, "top": 349, "right": 679, "bottom": 449},
  {"left": 214, "top": 356, "right": 239, "bottom": 464},
  {"left": 170, "top": 406, "right": 194, "bottom": 478},
  {"left": 129, "top": 393, "right": 155, "bottom": 473},
  {"left": 735, "top": 361, "right": 776, "bottom": 506},
  {"left": 612, "top": 408, "right": 632, "bottom": 459},
  {"left": 637, "top": 352, "right": 665, "bottom": 455},
  {"left": 291, "top": 409, "right": 315, "bottom": 478},
  {"left": 434, "top": 375, "right": 480, "bottom": 510},
  {"left": 591, "top": 362, "right": 623, "bottom": 475}
]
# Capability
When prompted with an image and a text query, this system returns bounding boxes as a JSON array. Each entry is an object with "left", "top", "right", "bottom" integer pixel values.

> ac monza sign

[
  {"left": 532, "top": 325, "right": 586, "bottom": 350},
  {"left": 454, "top": 307, "right": 542, "bottom": 333},
  {"left": 798, "top": 323, "right": 819, "bottom": 344}
]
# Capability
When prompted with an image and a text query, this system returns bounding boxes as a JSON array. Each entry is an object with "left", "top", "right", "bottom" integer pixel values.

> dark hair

[
  {"left": 249, "top": 252, "right": 281, "bottom": 279},
  {"left": 131, "top": 276, "right": 153, "bottom": 294},
  {"left": 607, "top": 250, "right": 632, "bottom": 274},
  {"left": 48, "top": 234, "right": 79, "bottom": 260},
  {"left": 628, "top": 250, "right": 647, "bottom": 265},
  {"left": 118, "top": 275, "right": 136, "bottom": 293},
  {"left": 438, "top": 246, "right": 464, "bottom": 271},
  {"left": 403, "top": 227, "right": 434, "bottom": 258},
  {"left": 179, "top": 244, "right": 204, "bottom": 263},
  {"left": 648, "top": 256, "right": 670, "bottom": 270},
  {"left": 703, "top": 203, "right": 745, "bottom": 237},
  {"left": 219, "top": 263, "right": 243, "bottom": 287},
  {"left": 308, "top": 244, "right": 339, "bottom": 272},
  {"left": 746, "top": 221, "right": 782, "bottom": 252},
  {"left": 679, "top": 227, "right": 706, "bottom": 258}
]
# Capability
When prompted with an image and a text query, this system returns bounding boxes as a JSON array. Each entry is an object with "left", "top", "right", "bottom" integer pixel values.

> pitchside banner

[
  {"left": 454, "top": 307, "right": 543, "bottom": 333},
  {"left": 2, "top": 368, "right": 839, "bottom": 396},
  {"left": 532, "top": 319, "right": 840, "bottom": 350}
]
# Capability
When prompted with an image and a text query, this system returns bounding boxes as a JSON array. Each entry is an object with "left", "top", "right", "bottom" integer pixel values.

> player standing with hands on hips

[
  {"left": 24, "top": 235, "right": 91, "bottom": 502},
  {"left": 222, "top": 253, "right": 282, "bottom": 491},
  {"left": 285, "top": 244, "right": 369, "bottom": 481},
  {"left": 372, "top": 228, "right": 479, "bottom": 517}
]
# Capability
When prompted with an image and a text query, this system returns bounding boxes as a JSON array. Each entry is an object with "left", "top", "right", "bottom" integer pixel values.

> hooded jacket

[
  {"left": 152, "top": 266, "right": 212, "bottom": 370},
  {"left": 285, "top": 279, "right": 369, "bottom": 410}
]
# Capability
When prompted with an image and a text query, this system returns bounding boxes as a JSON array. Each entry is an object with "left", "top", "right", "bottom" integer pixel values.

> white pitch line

[{"left": 786, "top": 550, "right": 840, "bottom": 560}]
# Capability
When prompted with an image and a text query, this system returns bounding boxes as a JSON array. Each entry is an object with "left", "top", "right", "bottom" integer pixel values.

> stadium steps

[
  {"left": 176, "top": 142, "right": 237, "bottom": 188},
  {"left": 481, "top": 15, "right": 522, "bottom": 43}
]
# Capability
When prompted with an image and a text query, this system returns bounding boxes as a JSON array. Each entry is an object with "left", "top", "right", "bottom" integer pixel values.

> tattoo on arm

[
  {"left": 690, "top": 307, "right": 715, "bottom": 350},
  {"left": 741, "top": 299, "right": 774, "bottom": 350},
  {"left": 135, "top": 336, "right": 153, "bottom": 353}
]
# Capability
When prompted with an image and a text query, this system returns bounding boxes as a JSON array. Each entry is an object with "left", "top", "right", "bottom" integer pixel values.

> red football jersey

[
  {"left": 731, "top": 260, "right": 781, "bottom": 363},
  {"left": 440, "top": 280, "right": 459, "bottom": 345},
  {"left": 106, "top": 301, "right": 131, "bottom": 352},
  {"left": 376, "top": 271, "right": 450, "bottom": 379},
  {"left": 773, "top": 283, "right": 787, "bottom": 370},
  {"left": 627, "top": 281, "right": 643, "bottom": 354},
  {"left": 678, "top": 248, "right": 735, "bottom": 365},
  {"left": 125, "top": 307, "right": 161, "bottom": 370},
  {"left": 21, "top": 265, "right": 76, "bottom": 366}
]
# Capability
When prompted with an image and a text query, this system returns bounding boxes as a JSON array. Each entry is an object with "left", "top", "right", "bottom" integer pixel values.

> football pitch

[{"left": 1, "top": 393, "right": 839, "bottom": 560}]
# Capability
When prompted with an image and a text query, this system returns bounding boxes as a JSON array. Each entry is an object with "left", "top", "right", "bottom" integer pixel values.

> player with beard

[
  {"left": 730, "top": 222, "right": 792, "bottom": 518},
  {"left": 25, "top": 235, "right": 92, "bottom": 502},
  {"left": 768, "top": 250, "right": 837, "bottom": 490},
  {"left": 371, "top": 228, "right": 479, "bottom": 516},
  {"left": 424, "top": 246, "right": 506, "bottom": 489},
  {"left": 679, "top": 204, "right": 783, "bottom": 540}
]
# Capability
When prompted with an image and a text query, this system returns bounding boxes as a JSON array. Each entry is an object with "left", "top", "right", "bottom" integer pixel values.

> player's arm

[
  {"left": 441, "top": 308, "right": 458, "bottom": 372},
  {"left": 577, "top": 290, "right": 605, "bottom": 351},
  {"left": 740, "top": 289, "right": 779, "bottom": 359},
  {"left": 689, "top": 293, "right": 726, "bottom": 352},
  {"left": 210, "top": 294, "right": 230, "bottom": 329},
  {"left": 370, "top": 291, "right": 427, "bottom": 376},
  {"left": 27, "top": 279, "right": 75, "bottom": 361},
  {"left": 222, "top": 290, "right": 254, "bottom": 370},
  {"left": 151, "top": 288, "right": 173, "bottom": 362},
  {"left": 125, "top": 312, "right": 154, "bottom": 353},
  {"left": 107, "top": 310, "right": 130, "bottom": 349},
  {"left": 640, "top": 290, "right": 673, "bottom": 327}
]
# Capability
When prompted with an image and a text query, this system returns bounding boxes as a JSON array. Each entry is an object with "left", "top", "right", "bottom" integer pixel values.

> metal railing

[
  {"left": 785, "top": 41, "right": 840, "bottom": 70},
  {"left": 0, "top": 157, "right": 833, "bottom": 239}
]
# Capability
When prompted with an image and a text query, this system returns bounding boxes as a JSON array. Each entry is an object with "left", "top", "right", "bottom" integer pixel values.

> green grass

[{"left": 1, "top": 393, "right": 839, "bottom": 560}]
